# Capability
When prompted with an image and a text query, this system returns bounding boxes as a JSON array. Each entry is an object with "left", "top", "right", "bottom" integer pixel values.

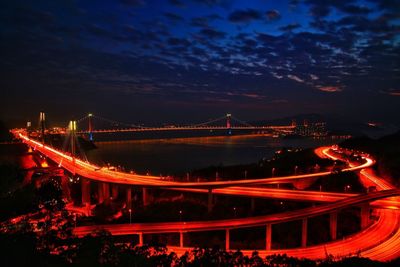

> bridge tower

[
  {"left": 88, "top": 113, "right": 94, "bottom": 141},
  {"left": 39, "top": 112, "right": 46, "bottom": 144},
  {"left": 69, "top": 120, "right": 77, "bottom": 164},
  {"left": 226, "top": 113, "right": 232, "bottom": 135}
]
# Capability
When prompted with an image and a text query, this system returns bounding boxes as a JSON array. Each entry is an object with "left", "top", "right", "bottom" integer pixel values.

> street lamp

[
  {"left": 129, "top": 209, "right": 132, "bottom": 224},
  {"left": 179, "top": 210, "right": 182, "bottom": 222},
  {"left": 294, "top": 165, "right": 298, "bottom": 175},
  {"left": 272, "top": 167, "right": 276, "bottom": 177},
  {"left": 233, "top": 207, "right": 237, "bottom": 218}
]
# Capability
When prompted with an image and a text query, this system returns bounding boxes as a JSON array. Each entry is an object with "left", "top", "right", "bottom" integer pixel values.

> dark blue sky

[{"left": 1, "top": 0, "right": 399, "bottom": 125}]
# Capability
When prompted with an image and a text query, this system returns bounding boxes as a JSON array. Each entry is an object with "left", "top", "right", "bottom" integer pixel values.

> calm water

[{"left": 86, "top": 135, "right": 335, "bottom": 175}]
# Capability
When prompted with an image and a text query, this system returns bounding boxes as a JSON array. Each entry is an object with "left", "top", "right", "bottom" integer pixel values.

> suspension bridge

[{"left": 32, "top": 112, "right": 296, "bottom": 141}]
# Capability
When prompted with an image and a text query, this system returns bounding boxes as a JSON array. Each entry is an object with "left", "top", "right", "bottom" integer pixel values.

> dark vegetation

[
  {"left": 177, "top": 148, "right": 334, "bottom": 181},
  {"left": 0, "top": 121, "right": 13, "bottom": 142},
  {"left": 0, "top": 144, "right": 37, "bottom": 221},
  {"left": 1, "top": 227, "right": 400, "bottom": 267},
  {"left": 310, "top": 171, "right": 365, "bottom": 193},
  {"left": 340, "top": 131, "right": 400, "bottom": 186}
]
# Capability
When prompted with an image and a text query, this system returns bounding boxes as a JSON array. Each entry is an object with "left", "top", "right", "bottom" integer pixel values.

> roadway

[
  {"left": 13, "top": 131, "right": 400, "bottom": 261},
  {"left": 76, "top": 125, "right": 295, "bottom": 134},
  {"left": 16, "top": 132, "right": 373, "bottom": 188},
  {"left": 74, "top": 189, "right": 399, "bottom": 236}
]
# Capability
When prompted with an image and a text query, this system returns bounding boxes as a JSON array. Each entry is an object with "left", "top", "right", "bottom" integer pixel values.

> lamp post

[{"left": 129, "top": 209, "right": 132, "bottom": 224}]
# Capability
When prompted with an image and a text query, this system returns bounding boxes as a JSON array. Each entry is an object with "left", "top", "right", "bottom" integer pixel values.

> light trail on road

[{"left": 13, "top": 131, "right": 400, "bottom": 261}]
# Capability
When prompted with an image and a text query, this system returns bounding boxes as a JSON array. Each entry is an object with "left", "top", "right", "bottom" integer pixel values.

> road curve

[
  {"left": 74, "top": 189, "right": 400, "bottom": 236},
  {"left": 14, "top": 131, "right": 400, "bottom": 261},
  {"left": 16, "top": 133, "right": 373, "bottom": 188}
]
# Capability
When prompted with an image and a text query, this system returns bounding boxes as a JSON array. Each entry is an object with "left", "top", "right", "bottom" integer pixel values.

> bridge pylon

[
  {"left": 69, "top": 120, "right": 77, "bottom": 166},
  {"left": 226, "top": 113, "right": 232, "bottom": 135},
  {"left": 39, "top": 111, "right": 46, "bottom": 144},
  {"left": 88, "top": 113, "right": 94, "bottom": 141}
]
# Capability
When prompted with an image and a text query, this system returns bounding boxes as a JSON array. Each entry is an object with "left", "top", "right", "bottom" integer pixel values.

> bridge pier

[
  {"left": 81, "top": 178, "right": 91, "bottom": 207},
  {"left": 225, "top": 229, "right": 230, "bottom": 251},
  {"left": 102, "top": 182, "right": 110, "bottom": 201},
  {"left": 180, "top": 232, "right": 184, "bottom": 248},
  {"left": 111, "top": 184, "right": 119, "bottom": 200},
  {"left": 266, "top": 223, "right": 272, "bottom": 250},
  {"left": 208, "top": 189, "right": 213, "bottom": 213},
  {"left": 330, "top": 211, "right": 338, "bottom": 241},
  {"left": 360, "top": 203, "right": 370, "bottom": 229},
  {"left": 98, "top": 183, "right": 104, "bottom": 203},
  {"left": 251, "top": 198, "right": 255, "bottom": 213},
  {"left": 138, "top": 233, "right": 143, "bottom": 246},
  {"left": 143, "top": 188, "right": 150, "bottom": 206},
  {"left": 126, "top": 187, "right": 132, "bottom": 209},
  {"left": 301, "top": 218, "right": 308, "bottom": 247}
]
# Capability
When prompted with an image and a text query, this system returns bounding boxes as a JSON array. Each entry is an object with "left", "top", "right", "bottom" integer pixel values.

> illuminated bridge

[{"left": 34, "top": 112, "right": 295, "bottom": 141}]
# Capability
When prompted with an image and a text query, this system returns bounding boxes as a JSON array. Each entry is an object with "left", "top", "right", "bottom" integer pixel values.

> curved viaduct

[{"left": 14, "top": 131, "right": 400, "bottom": 261}]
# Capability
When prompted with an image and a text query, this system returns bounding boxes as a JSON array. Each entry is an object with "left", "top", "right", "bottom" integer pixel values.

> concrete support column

[
  {"left": 330, "top": 211, "right": 338, "bottom": 241},
  {"left": 208, "top": 188, "right": 213, "bottom": 213},
  {"left": 301, "top": 218, "right": 308, "bottom": 247},
  {"left": 251, "top": 198, "right": 255, "bottom": 213},
  {"left": 225, "top": 229, "right": 230, "bottom": 251},
  {"left": 98, "top": 183, "right": 104, "bottom": 203},
  {"left": 138, "top": 233, "right": 143, "bottom": 246},
  {"left": 361, "top": 203, "right": 370, "bottom": 229},
  {"left": 81, "top": 178, "right": 91, "bottom": 206},
  {"left": 180, "top": 232, "right": 184, "bottom": 248},
  {"left": 266, "top": 224, "right": 272, "bottom": 250},
  {"left": 102, "top": 183, "right": 110, "bottom": 200},
  {"left": 143, "top": 188, "right": 149, "bottom": 206},
  {"left": 126, "top": 187, "right": 132, "bottom": 210},
  {"left": 111, "top": 184, "right": 119, "bottom": 199}
]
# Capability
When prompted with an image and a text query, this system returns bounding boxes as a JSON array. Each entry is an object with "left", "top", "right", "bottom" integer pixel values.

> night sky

[{"left": 1, "top": 0, "right": 399, "bottom": 126}]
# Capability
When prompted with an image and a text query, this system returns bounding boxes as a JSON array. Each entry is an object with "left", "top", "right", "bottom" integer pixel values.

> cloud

[
  {"left": 316, "top": 86, "right": 343, "bottom": 92},
  {"left": 287, "top": 74, "right": 304, "bottom": 83},
  {"left": 192, "top": 0, "right": 232, "bottom": 8},
  {"left": 271, "top": 72, "right": 284, "bottom": 79},
  {"left": 164, "top": 12, "right": 184, "bottom": 22},
  {"left": 168, "top": 0, "right": 185, "bottom": 7},
  {"left": 279, "top": 23, "right": 301, "bottom": 32},
  {"left": 228, "top": 9, "right": 262, "bottom": 23},
  {"left": 310, "top": 74, "right": 319, "bottom": 80},
  {"left": 309, "top": 5, "right": 330, "bottom": 18},
  {"left": 191, "top": 17, "right": 209, "bottom": 27},
  {"left": 266, "top": 10, "right": 281, "bottom": 21},
  {"left": 167, "top": 37, "right": 190, "bottom": 46},
  {"left": 380, "top": 89, "right": 400, "bottom": 96},
  {"left": 339, "top": 4, "right": 372, "bottom": 14},
  {"left": 242, "top": 93, "right": 266, "bottom": 99},
  {"left": 199, "top": 28, "right": 226, "bottom": 39},
  {"left": 120, "top": 0, "right": 145, "bottom": 6}
]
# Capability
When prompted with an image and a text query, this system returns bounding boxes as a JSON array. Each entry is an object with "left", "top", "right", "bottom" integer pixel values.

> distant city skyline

[{"left": 1, "top": 0, "right": 399, "bottom": 125}]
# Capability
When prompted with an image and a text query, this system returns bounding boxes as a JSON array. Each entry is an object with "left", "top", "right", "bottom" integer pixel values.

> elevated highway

[{"left": 13, "top": 131, "right": 400, "bottom": 261}]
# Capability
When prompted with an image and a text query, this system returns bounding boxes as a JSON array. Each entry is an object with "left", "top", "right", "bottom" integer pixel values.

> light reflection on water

[{"left": 86, "top": 135, "right": 335, "bottom": 175}]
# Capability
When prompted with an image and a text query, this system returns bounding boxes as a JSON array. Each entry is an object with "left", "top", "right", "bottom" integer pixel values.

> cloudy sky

[{"left": 1, "top": 0, "right": 399, "bottom": 125}]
